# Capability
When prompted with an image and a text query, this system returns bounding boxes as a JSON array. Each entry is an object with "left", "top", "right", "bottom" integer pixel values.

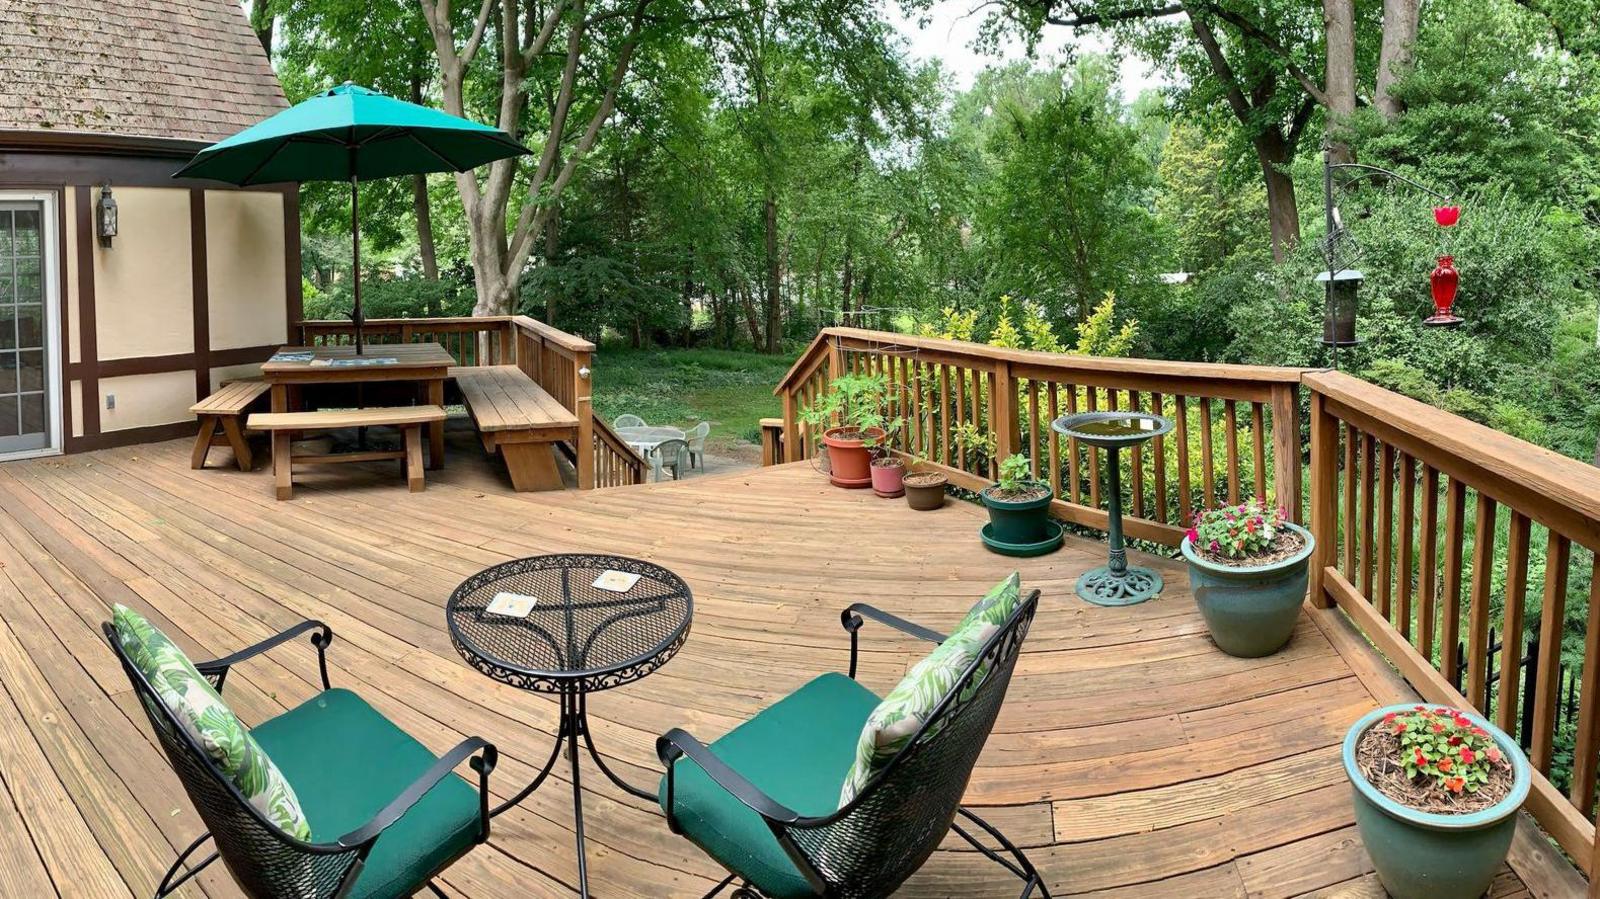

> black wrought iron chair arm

[
  {"left": 195, "top": 620, "right": 335, "bottom": 691},
  {"left": 335, "top": 737, "right": 498, "bottom": 849},
  {"left": 657, "top": 728, "right": 802, "bottom": 825},
  {"left": 839, "top": 604, "right": 947, "bottom": 644}
]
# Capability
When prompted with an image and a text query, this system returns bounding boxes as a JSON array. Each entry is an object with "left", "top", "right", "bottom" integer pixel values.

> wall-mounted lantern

[
  {"left": 1316, "top": 269, "right": 1364, "bottom": 348},
  {"left": 96, "top": 183, "right": 118, "bottom": 247}
]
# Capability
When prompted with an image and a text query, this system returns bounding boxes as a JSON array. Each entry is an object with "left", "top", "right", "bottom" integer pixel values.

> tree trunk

[
  {"left": 681, "top": 251, "right": 694, "bottom": 347},
  {"left": 738, "top": 283, "right": 764, "bottom": 348},
  {"left": 1375, "top": 0, "right": 1421, "bottom": 119},
  {"left": 1323, "top": 0, "right": 1357, "bottom": 162},
  {"left": 840, "top": 244, "right": 854, "bottom": 320},
  {"left": 763, "top": 192, "right": 781, "bottom": 352},
  {"left": 250, "top": 1, "right": 273, "bottom": 59},
  {"left": 410, "top": 74, "right": 439, "bottom": 286},
  {"left": 1254, "top": 132, "right": 1301, "bottom": 261}
]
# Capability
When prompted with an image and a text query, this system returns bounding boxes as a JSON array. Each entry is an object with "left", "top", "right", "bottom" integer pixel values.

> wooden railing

[
  {"left": 775, "top": 328, "right": 1308, "bottom": 545},
  {"left": 1307, "top": 370, "right": 1600, "bottom": 880},
  {"left": 295, "top": 314, "right": 620, "bottom": 490},
  {"left": 592, "top": 415, "right": 646, "bottom": 487},
  {"left": 773, "top": 330, "right": 1600, "bottom": 886}
]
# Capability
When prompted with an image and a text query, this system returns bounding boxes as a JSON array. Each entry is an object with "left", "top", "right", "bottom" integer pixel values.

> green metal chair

[
  {"left": 657, "top": 592, "right": 1048, "bottom": 899},
  {"left": 106, "top": 618, "right": 498, "bottom": 899}
]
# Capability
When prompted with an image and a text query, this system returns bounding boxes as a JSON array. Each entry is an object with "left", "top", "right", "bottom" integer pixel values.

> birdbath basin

[{"left": 1052, "top": 411, "right": 1175, "bottom": 606}]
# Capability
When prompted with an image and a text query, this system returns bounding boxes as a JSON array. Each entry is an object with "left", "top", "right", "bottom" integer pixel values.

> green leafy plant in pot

[
  {"left": 981, "top": 452, "right": 1055, "bottom": 544},
  {"left": 1181, "top": 498, "right": 1313, "bottom": 657},
  {"left": 798, "top": 374, "right": 901, "bottom": 489},
  {"left": 1343, "top": 704, "right": 1529, "bottom": 899}
]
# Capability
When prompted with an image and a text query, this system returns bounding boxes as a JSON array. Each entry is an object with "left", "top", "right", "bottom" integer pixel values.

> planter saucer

[
  {"left": 828, "top": 473, "right": 873, "bottom": 489},
  {"left": 873, "top": 488, "right": 905, "bottom": 498},
  {"left": 979, "top": 520, "right": 1064, "bottom": 557}
]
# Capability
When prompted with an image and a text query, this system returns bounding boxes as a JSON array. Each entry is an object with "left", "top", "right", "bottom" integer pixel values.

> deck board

[{"left": 0, "top": 431, "right": 1581, "bottom": 898}]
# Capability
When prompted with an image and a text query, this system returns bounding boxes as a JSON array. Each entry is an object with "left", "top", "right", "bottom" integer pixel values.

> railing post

[
  {"left": 782, "top": 390, "right": 800, "bottom": 463},
  {"left": 990, "top": 360, "right": 1017, "bottom": 471},
  {"left": 574, "top": 349, "right": 594, "bottom": 490},
  {"left": 1270, "top": 383, "right": 1303, "bottom": 523},
  {"left": 1307, "top": 387, "right": 1338, "bottom": 608},
  {"left": 760, "top": 418, "right": 784, "bottom": 466}
]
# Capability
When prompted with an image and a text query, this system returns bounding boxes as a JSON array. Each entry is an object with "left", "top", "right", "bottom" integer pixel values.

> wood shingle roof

[{"left": 0, "top": 0, "right": 288, "bottom": 145}]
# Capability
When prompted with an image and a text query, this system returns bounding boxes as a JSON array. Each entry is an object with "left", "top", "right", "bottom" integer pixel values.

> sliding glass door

[{"left": 0, "top": 197, "right": 58, "bottom": 456}]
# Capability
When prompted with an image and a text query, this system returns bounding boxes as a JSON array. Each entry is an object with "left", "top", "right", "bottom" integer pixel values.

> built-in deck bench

[
  {"left": 190, "top": 379, "right": 272, "bottom": 471},
  {"left": 247, "top": 406, "right": 445, "bottom": 500},
  {"left": 450, "top": 365, "right": 580, "bottom": 491}
]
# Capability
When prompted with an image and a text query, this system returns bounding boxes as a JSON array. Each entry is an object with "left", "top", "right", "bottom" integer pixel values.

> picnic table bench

[
  {"left": 450, "top": 365, "right": 579, "bottom": 492},
  {"left": 247, "top": 405, "right": 445, "bottom": 500},
  {"left": 190, "top": 379, "right": 271, "bottom": 471}
]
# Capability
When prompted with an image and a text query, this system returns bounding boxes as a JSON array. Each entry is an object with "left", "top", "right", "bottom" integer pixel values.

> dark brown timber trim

[
  {"left": 190, "top": 189, "right": 210, "bottom": 402},
  {"left": 71, "top": 420, "right": 198, "bottom": 452},
  {"left": 73, "top": 185, "right": 100, "bottom": 441},
  {"left": 283, "top": 187, "right": 302, "bottom": 342},
  {"left": 65, "top": 344, "right": 280, "bottom": 380}
]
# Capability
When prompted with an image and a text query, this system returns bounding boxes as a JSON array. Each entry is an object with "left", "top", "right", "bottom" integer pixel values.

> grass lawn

[{"left": 590, "top": 346, "right": 798, "bottom": 454}]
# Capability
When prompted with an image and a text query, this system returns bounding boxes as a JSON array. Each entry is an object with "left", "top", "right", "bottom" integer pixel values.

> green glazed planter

[
  {"left": 1181, "top": 524, "right": 1314, "bottom": 658},
  {"left": 1343, "top": 705, "right": 1530, "bottom": 899},
  {"left": 981, "top": 484, "right": 1054, "bottom": 544}
]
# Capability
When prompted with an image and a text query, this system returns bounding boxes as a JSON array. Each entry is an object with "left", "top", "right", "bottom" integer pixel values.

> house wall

[{"left": 0, "top": 147, "right": 302, "bottom": 452}]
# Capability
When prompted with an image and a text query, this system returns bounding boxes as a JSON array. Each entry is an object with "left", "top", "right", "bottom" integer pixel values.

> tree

[{"left": 418, "top": 0, "right": 663, "bottom": 316}]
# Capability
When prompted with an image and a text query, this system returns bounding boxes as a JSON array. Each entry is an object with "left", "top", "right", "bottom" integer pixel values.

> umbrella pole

[{"left": 350, "top": 174, "right": 364, "bottom": 354}]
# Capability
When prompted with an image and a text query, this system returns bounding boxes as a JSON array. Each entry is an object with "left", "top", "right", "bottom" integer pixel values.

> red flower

[
  {"left": 1459, "top": 747, "right": 1476, "bottom": 764},
  {"left": 1394, "top": 721, "right": 1408, "bottom": 733},
  {"left": 1487, "top": 747, "right": 1503, "bottom": 763},
  {"left": 1434, "top": 205, "right": 1461, "bottom": 227},
  {"left": 1452, "top": 714, "right": 1472, "bottom": 729},
  {"left": 1414, "top": 748, "right": 1426, "bottom": 765},
  {"left": 1413, "top": 705, "right": 1427, "bottom": 711},
  {"left": 1447, "top": 735, "right": 1462, "bottom": 746},
  {"left": 1186, "top": 528, "right": 1200, "bottom": 544},
  {"left": 1446, "top": 777, "right": 1466, "bottom": 793},
  {"left": 1383, "top": 712, "right": 1399, "bottom": 722},
  {"left": 1430, "top": 722, "right": 1446, "bottom": 734},
  {"left": 1438, "top": 757, "right": 1454, "bottom": 773}
]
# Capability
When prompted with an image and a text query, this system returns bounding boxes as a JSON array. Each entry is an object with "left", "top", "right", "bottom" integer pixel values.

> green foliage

[
  {"left": 995, "top": 453, "right": 1034, "bottom": 496},
  {"left": 1385, "top": 707, "right": 1510, "bottom": 797},
  {"left": 1073, "top": 294, "right": 1139, "bottom": 357},
  {"left": 797, "top": 374, "right": 902, "bottom": 448},
  {"left": 589, "top": 347, "right": 794, "bottom": 447},
  {"left": 1188, "top": 499, "right": 1287, "bottom": 560}
]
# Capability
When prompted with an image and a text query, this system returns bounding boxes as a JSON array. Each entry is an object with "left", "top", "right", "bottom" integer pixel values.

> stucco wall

[
  {"left": 98, "top": 371, "right": 195, "bottom": 432},
  {"left": 207, "top": 190, "right": 287, "bottom": 350},
  {"left": 93, "top": 187, "right": 194, "bottom": 360}
]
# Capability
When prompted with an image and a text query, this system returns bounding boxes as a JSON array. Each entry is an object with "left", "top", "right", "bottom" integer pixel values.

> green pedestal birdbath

[{"left": 1053, "top": 411, "right": 1174, "bottom": 606}]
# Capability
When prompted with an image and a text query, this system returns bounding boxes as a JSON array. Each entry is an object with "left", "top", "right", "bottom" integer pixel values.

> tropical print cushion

[
  {"left": 112, "top": 605, "right": 312, "bottom": 840},
  {"left": 838, "top": 573, "right": 1024, "bottom": 807},
  {"left": 958, "top": 571, "right": 1022, "bottom": 632}
]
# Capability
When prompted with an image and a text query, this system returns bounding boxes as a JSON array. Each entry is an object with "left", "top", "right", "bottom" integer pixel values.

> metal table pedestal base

[{"left": 491, "top": 690, "right": 654, "bottom": 898}]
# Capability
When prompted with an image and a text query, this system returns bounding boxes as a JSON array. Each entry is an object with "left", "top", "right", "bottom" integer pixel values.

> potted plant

[
  {"left": 1181, "top": 499, "right": 1314, "bottom": 657},
  {"left": 980, "top": 453, "right": 1056, "bottom": 548},
  {"left": 798, "top": 375, "right": 901, "bottom": 489},
  {"left": 1344, "top": 704, "right": 1530, "bottom": 899},
  {"left": 870, "top": 456, "right": 905, "bottom": 498},
  {"left": 903, "top": 470, "right": 947, "bottom": 511}
]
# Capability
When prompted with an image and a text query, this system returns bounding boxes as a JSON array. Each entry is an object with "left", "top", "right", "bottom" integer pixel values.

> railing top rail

[
  {"left": 1307, "top": 369, "right": 1600, "bottom": 548},
  {"left": 298, "top": 316, "right": 513, "bottom": 328},
  {"left": 510, "top": 315, "right": 595, "bottom": 354},
  {"left": 777, "top": 327, "right": 1312, "bottom": 393}
]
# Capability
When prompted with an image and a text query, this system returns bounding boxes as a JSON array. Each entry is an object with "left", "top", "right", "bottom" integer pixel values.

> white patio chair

[
  {"left": 650, "top": 438, "right": 689, "bottom": 482},
  {"left": 686, "top": 422, "right": 711, "bottom": 469},
  {"left": 614, "top": 414, "right": 646, "bottom": 429}
]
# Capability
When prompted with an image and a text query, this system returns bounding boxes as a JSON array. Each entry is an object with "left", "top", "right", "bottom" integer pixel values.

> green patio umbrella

[{"left": 175, "top": 83, "right": 529, "bottom": 352}]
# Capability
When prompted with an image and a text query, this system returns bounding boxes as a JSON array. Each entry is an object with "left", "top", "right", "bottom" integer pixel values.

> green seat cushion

[
  {"left": 111, "top": 605, "right": 311, "bottom": 840},
  {"left": 659, "top": 672, "right": 880, "bottom": 898},
  {"left": 251, "top": 688, "right": 482, "bottom": 899}
]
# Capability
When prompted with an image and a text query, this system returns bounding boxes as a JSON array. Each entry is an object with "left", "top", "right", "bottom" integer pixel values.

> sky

[{"left": 884, "top": 0, "right": 1171, "bottom": 103}]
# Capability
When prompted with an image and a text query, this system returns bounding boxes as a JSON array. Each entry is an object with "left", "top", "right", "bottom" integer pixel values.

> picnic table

[
  {"left": 260, "top": 342, "right": 454, "bottom": 469},
  {"left": 614, "top": 425, "right": 687, "bottom": 481}
]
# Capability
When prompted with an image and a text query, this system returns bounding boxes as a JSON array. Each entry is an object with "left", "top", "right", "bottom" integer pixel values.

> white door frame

[{"left": 0, "top": 191, "right": 64, "bottom": 461}]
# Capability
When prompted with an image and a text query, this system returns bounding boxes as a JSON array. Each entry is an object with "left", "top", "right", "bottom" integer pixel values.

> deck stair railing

[
  {"left": 772, "top": 328, "right": 1600, "bottom": 892},
  {"left": 295, "top": 315, "right": 643, "bottom": 489}
]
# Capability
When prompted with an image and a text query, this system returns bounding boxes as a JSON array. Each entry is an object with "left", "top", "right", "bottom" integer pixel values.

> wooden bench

[
  {"left": 450, "top": 365, "right": 580, "bottom": 491},
  {"left": 247, "top": 406, "right": 446, "bottom": 501},
  {"left": 190, "top": 379, "right": 272, "bottom": 471}
]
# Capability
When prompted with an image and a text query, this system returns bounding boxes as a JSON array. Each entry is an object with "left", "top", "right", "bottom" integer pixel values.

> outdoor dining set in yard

[
  {"left": 107, "top": 558, "right": 1048, "bottom": 899},
  {"left": 613, "top": 414, "right": 711, "bottom": 482}
]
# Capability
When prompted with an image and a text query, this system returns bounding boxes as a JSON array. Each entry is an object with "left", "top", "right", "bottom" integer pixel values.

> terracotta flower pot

[
  {"left": 821, "top": 426, "right": 884, "bottom": 489},
  {"left": 903, "top": 471, "right": 947, "bottom": 511},
  {"left": 870, "top": 457, "right": 905, "bottom": 498}
]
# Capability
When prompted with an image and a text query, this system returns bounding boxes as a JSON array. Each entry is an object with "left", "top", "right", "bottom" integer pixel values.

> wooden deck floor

[{"left": 0, "top": 432, "right": 1582, "bottom": 898}]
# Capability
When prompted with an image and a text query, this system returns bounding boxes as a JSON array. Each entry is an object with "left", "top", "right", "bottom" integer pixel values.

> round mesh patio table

[{"left": 446, "top": 554, "right": 692, "bottom": 898}]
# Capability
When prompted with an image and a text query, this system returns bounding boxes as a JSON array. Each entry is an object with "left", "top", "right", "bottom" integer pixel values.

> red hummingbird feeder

[{"left": 1424, "top": 207, "right": 1464, "bottom": 326}]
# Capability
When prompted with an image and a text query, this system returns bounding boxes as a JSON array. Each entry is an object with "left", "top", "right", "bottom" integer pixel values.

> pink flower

[{"left": 1186, "top": 528, "right": 1200, "bottom": 544}]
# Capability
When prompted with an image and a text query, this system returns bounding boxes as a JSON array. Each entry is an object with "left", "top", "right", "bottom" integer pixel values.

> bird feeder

[{"left": 1316, "top": 269, "right": 1363, "bottom": 347}]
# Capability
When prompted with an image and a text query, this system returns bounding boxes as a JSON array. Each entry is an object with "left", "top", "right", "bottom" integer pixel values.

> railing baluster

[
  {"left": 1397, "top": 452, "right": 1416, "bottom": 640},
  {"left": 1378, "top": 442, "right": 1395, "bottom": 621},
  {"left": 1361, "top": 433, "right": 1378, "bottom": 599},
  {"left": 1343, "top": 423, "right": 1358, "bottom": 579},
  {"left": 1128, "top": 391, "right": 1144, "bottom": 519},
  {"left": 1066, "top": 384, "right": 1082, "bottom": 504},
  {"left": 1466, "top": 492, "right": 1497, "bottom": 711},
  {"left": 1570, "top": 557, "right": 1600, "bottom": 814},
  {"left": 1418, "top": 465, "right": 1440, "bottom": 659},
  {"left": 1047, "top": 383, "right": 1061, "bottom": 499},
  {"left": 1086, "top": 387, "right": 1101, "bottom": 507},
  {"left": 1174, "top": 395, "right": 1191, "bottom": 519},
  {"left": 1027, "top": 380, "right": 1040, "bottom": 479},
  {"left": 1224, "top": 399, "right": 1240, "bottom": 504},
  {"left": 1152, "top": 392, "right": 1169, "bottom": 524},
  {"left": 1532, "top": 533, "right": 1573, "bottom": 773},
  {"left": 1251, "top": 401, "right": 1266, "bottom": 501},
  {"left": 1439, "top": 478, "right": 1467, "bottom": 690},
  {"left": 1497, "top": 512, "right": 1532, "bottom": 735},
  {"left": 938, "top": 364, "right": 951, "bottom": 468},
  {"left": 1198, "top": 397, "right": 1214, "bottom": 509}
]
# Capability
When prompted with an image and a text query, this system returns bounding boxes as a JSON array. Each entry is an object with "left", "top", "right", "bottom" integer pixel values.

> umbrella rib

[{"left": 402, "top": 131, "right": 471, "bottom": 172}]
